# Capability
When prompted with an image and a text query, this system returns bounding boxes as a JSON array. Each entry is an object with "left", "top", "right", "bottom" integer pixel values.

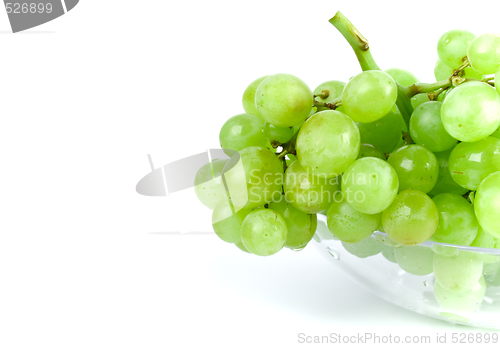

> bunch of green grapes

[{"left": 193, "top": 21, "right": 500, "bottom": 276}]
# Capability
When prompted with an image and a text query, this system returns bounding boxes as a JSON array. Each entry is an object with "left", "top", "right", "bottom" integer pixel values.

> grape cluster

[{"left": 195, "top": 27, "right": 500, "bottom": 261}]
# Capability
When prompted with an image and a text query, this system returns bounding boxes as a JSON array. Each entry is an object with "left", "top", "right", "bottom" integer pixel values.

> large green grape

[
  {"left": 449, "top": 137, "right": 500, "bottom": 190},
  {"left": 221, "top": 146, "right": 283, "bottom": 210},
  {"left": 441, "top": 82, "right": 500, "bottom": 142},
  {"left": 313, "top": 80, "right": 345, "bottom": 103},
  {"left": 471, "top": 227, "right": 500, "bottom": 249},
  {"left": 388, "top": 145, "right": 439, "bottom": 193},
  {"left": 357, "top": 143, "right": 385, "bottom": 160},
  {"left": 382, "top": 190, "right": 439, "bottom": 245},
  {"left": 242, "top": 75, "right": 269, "bottom": 117},
  {"left": 263, "top": 122, "right": 293, "bottom": 144},
  {"left": 430, "top": 193, "right": 478, "bottom": 246},
  {"left": 296, "top": 110, "right": 360, "bottom": 178},
  {"left": 428, "top": 148, "right": 468, "bottom": 197},
  {"left": 194, "top": 159, "right": 228, "bottom": 210},
  {"left": 341, "top": 157, "right": 399, "bottom": 214},
  {"left": 434, "top": 251, "right": 483, "bottom": 293},
  {"left": 384, "top": 68, "right": 419, "bottom": 86},
  {"left": 212, "top": 198, "right": 250, "bottom": 243},
  {"left": 241, "top": 209, "right": 288, "bottom": 256},
  {"left": 409, "top": 101, "right": 458, "bottom": 152},
  {"left": 269, "top": 199, "right": 317, "bottom": 250},
  {"left": 437, "top": 30, "right": 475, "bottom": 68},
  {"left": 342, "top": 70, "right": 398, "bottom": 123},
  {"left": 434, "top": 276, "right": 486, "bottom": 313},
  {"left": 467, "top": 33, "right": 500, "bottom": 74},
  {"left": 284, "top": 161, "right": 340, "bottom": 214},
  {"left": 394, "top": 246, "right": 434, "bottom": 276},
  {"left": 255, "top": 73, "right": 313, "bottom": 127},
  {"left": 327, "top": 199, "right": 380, "bottom": 243},
  {"left": 357, "top": 111, "right": 403, "bottom": 154},
  {"left": 475, "top": 171, "right": 500, "bottom": 238},
  {"left": 219, "top": 113, "right": 266, "bottom": 153}
]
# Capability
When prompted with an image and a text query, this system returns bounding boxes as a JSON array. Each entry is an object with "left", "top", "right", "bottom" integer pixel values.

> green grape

[
  {"left": 467, "top": 33, "right": 500, "bottom": 74},
  {"left": 441, "top": 82, "right": 500, "bottom": 142},
  {"left": 388, "top": 145, "right": 439, "bottom": 193},
  {"left": 409, "top": 101, "right": 458, "bottom": 152},
  {"left": 341, "top": 157, "right": 399, "bottom": 214},
  {"left": 394, "top": 246, "right": 434, "bottom": 276},
  {"left": 437, "top": 30, "right": 475, "bottom": 68},
  {"left": 194, "top": 159, "right": 228, "bottom": 210},
  {"left": 357, "top": 111, "right": 404, "bottom": 154},
  {"left": 326, "top": 199, "right": 380, "bottom": 243},
  {"left": 384, "top": 68, "right": 419, "bottom": 86},
  {"left": 221, "top": 146, "right": 283, "bottom": 210},
  {"left": 471, "top": 227, "right": 500, "bottom": 249},
  {"left": 342, "top": 70, "right": 398, "bottom": 123},
  {"left": 428, "top": 148, "right": 468, "bottom": 197},
  {"left": 496, "top": 66, "right": 500, "bottom": 96},
  {"left": 434, "top": 58, "right": 483, "bottom": 81},
  {"left": 212, "top": 198, "right": 250, "bottom": 243},
  {"left": 382, "top": 245, "right": 397, "bottom": 263},
  {"left": 284, "top": 161, "right": 340, "bottom": 214},
  {"left": 269, "top": 199, "right": 317, "bottom": 250},
  {"left": 411, "top": 93, "right": 430, "bottom": 109},
  {"left": 434, "top": 275, "right": 486, "bottom": 313},
  {"left": 263, "top": 122, "right": 293, "bottom": 144},
  {"left": 475, "top": 171, "right": 500, "bottom": 238},
  {"left": 255, "top": 73, "right": 313, "bottom": 127},
  {"left": 242, "top": 75, "right": 269, "bottom": 117},
  {"left": 296, "top": 110, "right": 360, "bottom": 178},
  {"left": 357, "top": 143, "right": 385, "bottom": 160},
  {"left": 430, "top": 193, "right": 479, "bottom": 246},
  {"left": 241, "top": 209, "right": 288, "bottom": 256},
  {"left": 219, "top": 113, "right": 266, "bottom": 154},
  {"left": 313, "top": 80, "right": 345, "bottom": 103},
  {"left": 434, "top": 251, "right": 483, "bottom": 293},
  {"left": 449, "top": 137, "right": 500, "bottom": 190},
  {"left": 382, "top": 190, "right": 439, "bottom": 245},
  {"left": 342, "top": 237, "right": 384, "bottom": 258},
  {"left": 235, "top": 241, "right": 250, "bottom": 253}
]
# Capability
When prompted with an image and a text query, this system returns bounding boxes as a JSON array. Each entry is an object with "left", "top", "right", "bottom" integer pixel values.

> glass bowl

[{"left": 312, "top": 215, "right": 500, "bottom": 329}]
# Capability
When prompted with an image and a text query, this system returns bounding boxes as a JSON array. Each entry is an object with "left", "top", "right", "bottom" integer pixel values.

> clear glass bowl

[{"left": 313, "top": 215, "right": 500, "bottom": 329}]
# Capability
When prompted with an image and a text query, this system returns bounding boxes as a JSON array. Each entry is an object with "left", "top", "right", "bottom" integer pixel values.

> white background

[{"left": 0, "top": 0, "right": 499, "bottom": 346}]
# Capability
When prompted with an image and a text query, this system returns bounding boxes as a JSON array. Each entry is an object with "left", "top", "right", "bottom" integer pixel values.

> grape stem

[
  {"left": 314, "top": 90, "right": 330, "bottom": 99},
  {"left": 313, "top": 95, "right": 342, "bottom": 109},
  {"left": 329, "top": 12, "right": 414, "bottom": 129}
]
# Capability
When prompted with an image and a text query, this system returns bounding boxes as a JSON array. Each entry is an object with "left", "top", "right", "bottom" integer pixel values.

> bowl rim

[{"left": 317, "top": 214, "right": 500, "bottom": 256}]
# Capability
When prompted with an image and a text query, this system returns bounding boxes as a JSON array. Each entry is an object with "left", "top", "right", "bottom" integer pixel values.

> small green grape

[
  {"left": 357, "top": 143, "right": 385, "bottom": 160},
  {"left": 394, "top": 246, "right": 434, "bottom": 276},
  {"left": 242, "top": 75, "right": 269, "bottom": 117},
  {"left": 388, "top": 145, "right": 439, "bottom": 193},
  {"left": 212, "top": 198, "right": 250, "bottom": 243},
  {"left": 219, "top": 113, "right": 266, "bottom": 153},
  {"left": 475, "top": 171, "right": 500, "bottom": 238},
  {"left": 427, "top": 147, "right": 468, "bottom": 197},
  {"left": 437, "top": 29, "right": 475, "bottom": 68},
  {"left": 434, "top": 251, "right": 483, "bottom": 293},
  {"left": 241, "top": 209, "right": 288, "bottom": 256},
  {"left": 382, "top": 190, "right": 439, "bottom": 245},
  {"left": 384, "top": 68, "right": 419, "bottom": 86},
  {"left": 357, "top": 111, "right": 404, "bottom": 154},
  {"left": 327, "top": 199, "right": 380, "bottom": 243},
  {"left": 434, "top": 276, "right": 486, "bottom": 313},
  {"left": 194, "top": 159, "right": 228, "bottom": 210},
  {"left": 269, "top": 199, "right": 317, "bottom": 250},
  {"left": 255, "top": 73, "right": 313, "bottom": 127},
  {"left": 342, "top": 237, "right": 384, "bottom": 258},
  {"left": 467, "top": 33, "right": 500, "bottom": 74},
  {"left": 409, "top": 101, "right": 458, "bottom": 152},
  {"left": 342, "top": 70, "right": 398, "bottom": 123},
  {"left": 263, "top": 122, "right": 293, "bottom": 144},
  {"left": 430, "top": 193, "right": 479, "bottom": 246},
  {"left": 313, "top": 80, "right": 345, "bottom": 103}
]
